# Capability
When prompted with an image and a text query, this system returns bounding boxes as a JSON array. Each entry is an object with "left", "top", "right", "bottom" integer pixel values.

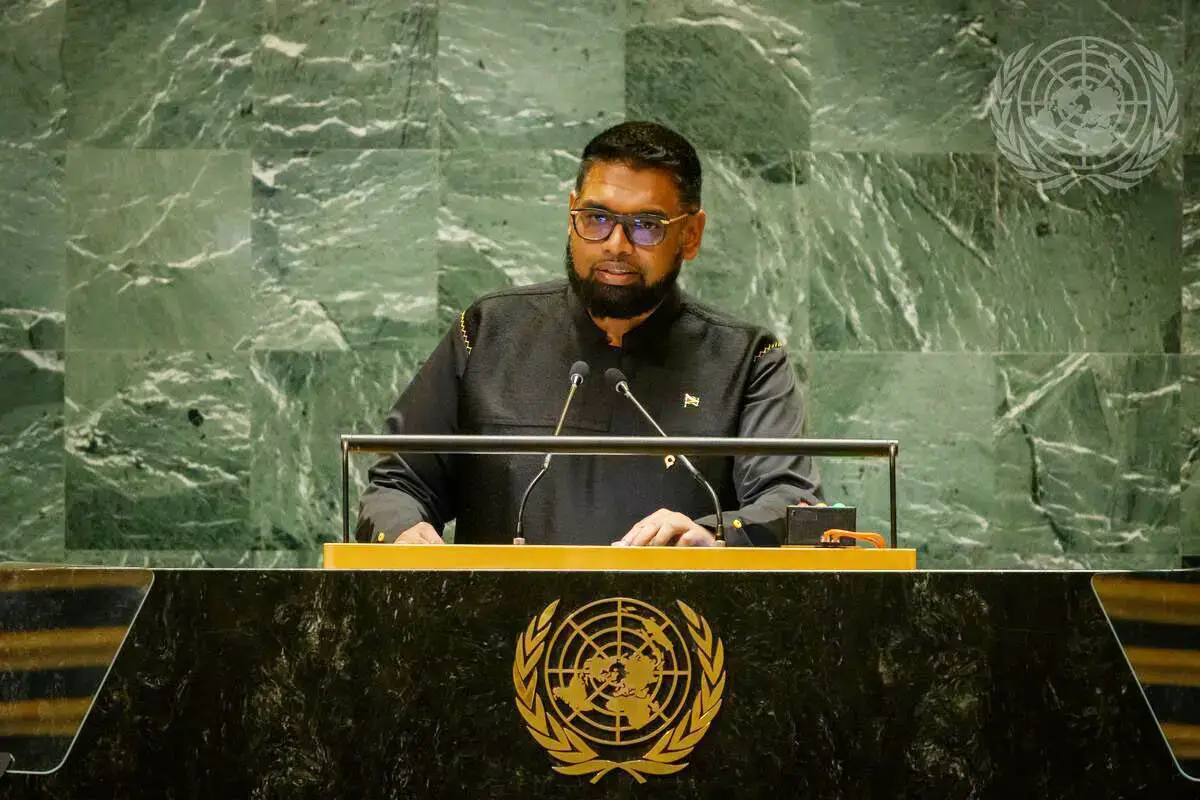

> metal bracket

[
  {"left": 340, "top": 435, "right": 900, "bottom": 547},
  {"left": 888, "top": 442, "right": 899, "bottom": 549}
]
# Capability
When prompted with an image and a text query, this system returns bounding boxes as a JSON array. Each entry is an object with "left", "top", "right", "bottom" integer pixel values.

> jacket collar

[{"left": 564, "top": 280, "right": 685, "bottom": 353}]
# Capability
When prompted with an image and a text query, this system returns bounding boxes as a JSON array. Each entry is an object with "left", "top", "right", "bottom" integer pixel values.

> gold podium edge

[{"left": 323, "top": 543, "right": 917, "bottom": 571}]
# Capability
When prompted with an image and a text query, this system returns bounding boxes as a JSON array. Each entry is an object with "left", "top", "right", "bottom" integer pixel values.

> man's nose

[{"left": 604, "top": 220, "right": 636, "bottom": 255}]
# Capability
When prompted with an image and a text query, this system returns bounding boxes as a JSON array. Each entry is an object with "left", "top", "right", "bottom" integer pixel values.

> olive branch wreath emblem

[
  {"left": 989, "top": 40, "right": 1178, "bottom": 193},
  {"left": 512, "top": 599, "right": 726, "bottom": 784}
]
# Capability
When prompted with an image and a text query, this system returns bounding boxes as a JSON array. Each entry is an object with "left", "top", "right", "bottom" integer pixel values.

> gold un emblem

[{"left": 512, "top": 597, "right": 726, "bottom": 783}]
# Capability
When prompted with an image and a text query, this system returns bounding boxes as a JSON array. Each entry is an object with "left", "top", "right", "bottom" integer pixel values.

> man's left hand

[{"left": 613, "top": 508, "right": 717, "bottom": 547}]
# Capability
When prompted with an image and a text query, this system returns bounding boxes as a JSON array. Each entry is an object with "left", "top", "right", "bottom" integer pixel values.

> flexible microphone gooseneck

[
  {"left": 513, "top": 360, "right": 590, "bottom": 544},
  {"left": 603, "top": 368, "right": 726, "bottom": 542}
]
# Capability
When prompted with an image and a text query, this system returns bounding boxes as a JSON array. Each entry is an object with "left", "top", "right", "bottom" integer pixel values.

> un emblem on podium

[{"left": 512, "top": 597, "right": 726, "bottom": 783}]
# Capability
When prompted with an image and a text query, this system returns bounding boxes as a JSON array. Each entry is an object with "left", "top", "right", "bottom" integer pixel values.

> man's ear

[
  {"left": 681, "top": 209, "right": 706, "bottom": 260},
  {"left": 568, "top": 190, "right": 577, "bottom": 235}
]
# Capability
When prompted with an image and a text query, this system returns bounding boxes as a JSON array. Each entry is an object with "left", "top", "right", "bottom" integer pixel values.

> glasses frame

[{"left": 569, "top": 207, "right": 698, "bottom": 247}]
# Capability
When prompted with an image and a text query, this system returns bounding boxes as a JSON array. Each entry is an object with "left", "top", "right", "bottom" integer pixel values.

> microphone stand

[
  {"left": 612, "top": 378, "right": 726, "bottom": 544},
  {"left": 513, "top": 368, "right": 586, "bottom": 544}
]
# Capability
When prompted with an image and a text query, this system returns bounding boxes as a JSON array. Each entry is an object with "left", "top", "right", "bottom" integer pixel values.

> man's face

[{"left": 566, "top": 161, "right": 706, "bottom": 319}]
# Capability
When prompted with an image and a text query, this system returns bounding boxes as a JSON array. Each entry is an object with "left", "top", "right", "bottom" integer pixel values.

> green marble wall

[{"left": 0, "top": 0, "right": 1194, "bottom": 569}]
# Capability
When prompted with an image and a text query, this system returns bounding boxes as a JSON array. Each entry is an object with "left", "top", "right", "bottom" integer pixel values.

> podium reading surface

[{"left": 321, "top": 543, "right": 918, "bottom": 570}]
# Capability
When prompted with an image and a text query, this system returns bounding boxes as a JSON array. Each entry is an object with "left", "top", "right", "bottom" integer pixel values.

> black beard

[{"left": 564, "top": 242, "right": 683, "bottom": 320}]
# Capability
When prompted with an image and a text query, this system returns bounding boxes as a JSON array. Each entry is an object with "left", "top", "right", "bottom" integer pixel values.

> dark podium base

[{"left": 0, "top": 570, "right": 1194, "bottom": 799}]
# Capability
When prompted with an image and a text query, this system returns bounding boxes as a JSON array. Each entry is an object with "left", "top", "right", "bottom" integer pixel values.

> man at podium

[{"left": 357, "top": 121, "right": 821, "bottom": 548}]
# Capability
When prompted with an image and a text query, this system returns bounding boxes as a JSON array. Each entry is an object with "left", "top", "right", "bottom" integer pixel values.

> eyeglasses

[{"left": 569, "top": 208, "right": 696, "bottom": 247}]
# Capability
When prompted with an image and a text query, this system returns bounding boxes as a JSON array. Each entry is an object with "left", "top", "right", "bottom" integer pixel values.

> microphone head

[
  {"left": 604, "top": 367, "right": 629, "bottom": 393},
  {"left": 569, "top": 360, "right": 590, "bottom": 382}
]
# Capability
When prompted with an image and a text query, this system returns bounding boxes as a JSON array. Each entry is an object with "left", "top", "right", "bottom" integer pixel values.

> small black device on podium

[{"left": 785, "top": 503, "right": 857, "bottom": 546}]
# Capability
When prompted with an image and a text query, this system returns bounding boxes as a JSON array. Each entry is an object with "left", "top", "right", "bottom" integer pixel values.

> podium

[
  {"left": 321, "top": 543, "right": 919, "bottom": 570},
  {"left": 0, "top": 561, "right": 1193, "bottom": 798}
]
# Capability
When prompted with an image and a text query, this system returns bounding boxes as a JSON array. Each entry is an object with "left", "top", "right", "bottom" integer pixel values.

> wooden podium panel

[{"left": 322, "top": 543, "right": 917, "bottom": 571}]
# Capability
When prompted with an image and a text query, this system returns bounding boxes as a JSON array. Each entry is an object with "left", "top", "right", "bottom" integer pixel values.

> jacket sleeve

[
  {"left": 353, "top": 318, "right": 469, "bottom": 542},
  {"left": 693, "top": 343, "right": 822, "bottom": 546}
]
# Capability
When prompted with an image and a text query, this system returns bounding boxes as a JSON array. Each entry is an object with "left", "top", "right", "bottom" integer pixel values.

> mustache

[{"left": 590, "top": 259, "right": 639, "bottom": 272}]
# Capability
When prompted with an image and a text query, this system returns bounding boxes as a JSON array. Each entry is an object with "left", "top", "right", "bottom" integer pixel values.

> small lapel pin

[{"left": 683, "top": 393, "right": 700, "bottom": 409}]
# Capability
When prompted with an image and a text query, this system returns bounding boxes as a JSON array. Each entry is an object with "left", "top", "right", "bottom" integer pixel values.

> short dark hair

[{"left": 575, "top": 121, "right": 702, "bottom": 210}]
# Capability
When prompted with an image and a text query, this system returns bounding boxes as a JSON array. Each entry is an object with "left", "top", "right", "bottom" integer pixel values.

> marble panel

[
  {"left": 437, "top": 149, "right": 578, "bottom": 321},
  {"left": 994, "top": 354, "right": 1181, "bottom": 568},
  {"left": 803, "top": 153, "right": 999, "bottom": 352},
  {"left": 1183, "top": 355, "right": 1199, "bottom": 558},
  {"left": 626, "top": 0, "right": 809, "bottom": 151},
  {"left": 1185, "top": 0, "right": 1200, "bottom": 152},
  {"left": 808, "top": 353, "right": 995, "bottom": 567},
  {"left": 255, "top": 0, "right": 437, "bottom": 149},
  {"left": 685, "top": 152, "right": 808, "bottom": 348},
  {"left": 65, "top": 149, "right": 253, "bottom": 351},
  {"left": 0, "top": 151, "right": 65, "bottom": 350},
  {"left": 810, "top": 0, "right": 1182, "bottom": 153},
  {"left": 249, "top": 343, "right": 440, "bottom": 550},
  {"left": 64, "top": 350, "right": 251, "bottom": 551},
  {"left": 808, "top": 0, "right": 1000, "bottom": 152},
  {"left": 1184, "top": 154, "right": 1199, "bottom": 354},
  {"left": 250, "top": 149, "right": 438, "bottom": 350},
  {"left": 63, "top": 0, "right": 253, "bottom": 148},
  {"left": 438, "top": 0, "right": 624, "bottom": 149},
  {"left": 993, "top": 165, "right": 1181, "bottom": 354},
  {"left": 0, "top": 351, "right": 64, "bottom": 562},
  {"left": 0, "top": 0, "right": 65, "bottom": 150}
]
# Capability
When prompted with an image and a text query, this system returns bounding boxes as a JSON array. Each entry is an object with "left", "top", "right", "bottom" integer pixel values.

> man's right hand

[{"left": 391, "top": 521, "right": 446, "bottom": 544}]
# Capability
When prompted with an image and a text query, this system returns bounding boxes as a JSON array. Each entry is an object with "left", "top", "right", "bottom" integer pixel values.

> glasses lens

[
  {"left": 574, "top": 210, "right": 614, "bottom": 241},
  {"left": 628, "top": 216, "right": 666, "bottom": 246}
]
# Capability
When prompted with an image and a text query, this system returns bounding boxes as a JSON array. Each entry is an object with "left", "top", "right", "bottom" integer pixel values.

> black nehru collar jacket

[{"left": 356, "top": 278, "right": 821, "bottom": 547}]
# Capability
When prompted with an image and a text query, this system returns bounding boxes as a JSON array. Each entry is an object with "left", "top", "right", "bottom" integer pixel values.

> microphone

[
  {"left": 604, "top": 368, "right": 725, "bottom": 543},
  {"left": 514, "top": 360, "right": 590, "bottom": 544}
]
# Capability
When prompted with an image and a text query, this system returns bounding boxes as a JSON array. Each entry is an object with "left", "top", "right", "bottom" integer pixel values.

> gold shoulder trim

[
  {"left": 753, "top": 340, "right": 782, "bottom": 362},
  {"left": 459, "top": 310, "right": 473, "bottom": 354}
]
